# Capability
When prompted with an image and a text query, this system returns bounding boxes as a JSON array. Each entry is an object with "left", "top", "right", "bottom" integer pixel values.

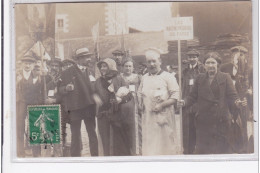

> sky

[{"left": 127, "top": 2, "right": 172, "bottom": 32}]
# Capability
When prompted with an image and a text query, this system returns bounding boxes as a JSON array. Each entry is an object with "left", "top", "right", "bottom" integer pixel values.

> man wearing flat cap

[
  {"left": 38, "top": 57, "right": 66, "bottom": 156},
  {"left": 221, "top": 46, "right": 248, "bottom": 86},
  {"left": 59, "top": 47, "right": 100, "bottom": 156},
  {"left": 112, "top": 49, "right": 125, "bottom": 72},
  {"left": 181, "top": 49, "right": 205, "bottom": 154},
  {"left": 220, "top": 45, "right": 251, "bottom": 153},
  {"left": 221, "top": 46, "right": 249, "bottom": 99},
  {"left": 48, "top": 57, "right": 63, "bottom": 77},
  {"left": 62, "top": 59, "right": 75, "bottom": 71},
  {"left": 32, "top": 53, "right": 44, "bottom": 77},
  {"left": 16, "top": 52, "right": 43, "bottom": 157}
]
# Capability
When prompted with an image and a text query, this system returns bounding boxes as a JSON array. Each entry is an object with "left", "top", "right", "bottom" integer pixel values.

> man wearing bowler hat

[
  {"left": 182, "top": 49, "right": 205, "bottom": 154},
  {"left": 16, "top": 51, "right": 43, "bottom": 157},
  {"left": 59, "top": 47, "right": 100, "bottom": 156}
]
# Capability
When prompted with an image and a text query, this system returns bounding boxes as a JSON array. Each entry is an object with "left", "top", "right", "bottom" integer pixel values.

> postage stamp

[{"left": 27, "top": 105, "right": 61, "bottom": 145}]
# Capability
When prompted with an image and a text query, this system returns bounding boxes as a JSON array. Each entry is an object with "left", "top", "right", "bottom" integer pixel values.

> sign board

[{"left": 164, "top": 17, "right": 194, "bottom": 41}]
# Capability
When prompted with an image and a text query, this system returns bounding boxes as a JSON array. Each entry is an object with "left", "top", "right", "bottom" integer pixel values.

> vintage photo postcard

[{"left": 12, "top": 1, "right": 257, "bottom": 159}]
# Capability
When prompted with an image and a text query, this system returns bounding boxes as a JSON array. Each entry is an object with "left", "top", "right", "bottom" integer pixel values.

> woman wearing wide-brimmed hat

[{"left": 95, "top": 58, "right": 133, "bottom": 156}]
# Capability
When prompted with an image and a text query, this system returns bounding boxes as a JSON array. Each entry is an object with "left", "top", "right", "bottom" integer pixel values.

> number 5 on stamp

[{"left": 27, "top": 105, "right": 61, "bottom": 145}]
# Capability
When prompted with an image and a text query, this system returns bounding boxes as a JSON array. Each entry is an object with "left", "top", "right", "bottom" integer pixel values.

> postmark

[{"left": 27, "top": 105, "right": 61, "bottom": 146}]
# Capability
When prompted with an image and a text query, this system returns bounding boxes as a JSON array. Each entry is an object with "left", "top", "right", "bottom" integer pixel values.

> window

[{"left": 57, "top": 19, "right": 64, "bottom": 28}]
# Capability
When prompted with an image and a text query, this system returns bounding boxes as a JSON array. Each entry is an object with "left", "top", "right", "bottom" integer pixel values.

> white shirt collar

[
  {"left": 23, "top": 70, "right": 31, "bottom": 80},
  {"left": 77, "top": 64, "right": 87, "bottom": 70},
  {"left": 233, "top": 65, "right": 238, "bottom": 76},
  {"left": 189, "top": 62, "right": 198, "bottom": 69}
]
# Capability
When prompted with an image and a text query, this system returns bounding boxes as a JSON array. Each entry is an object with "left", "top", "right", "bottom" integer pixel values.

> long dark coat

[
  {"left": 58, "top": 64, "right": 95, "bottom": 113},
  {"left": 16, "top": 71, "right": 44, "bottom": 156},
  {"left": 221, "top": 62, "right": 252, "bottom": 153},
  {"left": 181, "top": 64, "right": 205, "bottom": 154},
  {"left": 185, "top": 71, "right": 239, "bottom": 154}
]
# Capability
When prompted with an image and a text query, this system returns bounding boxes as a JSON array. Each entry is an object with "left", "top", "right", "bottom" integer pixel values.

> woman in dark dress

[{"left": 178, "top": 52, "right": 247, "bottom": 154}]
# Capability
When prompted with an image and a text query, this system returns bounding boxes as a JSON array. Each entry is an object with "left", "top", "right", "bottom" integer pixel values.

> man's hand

[
  {"left": 66, "top": 83, "right": 74, "bottom": 91},
  {"left": 45, "top": 97, "right": 56, "bottom": 104},
  {"left": 152, "top": 103, "right": 163, "bottom": 113},
  {"left": 93, "top": 94, "right": 103, "bottom": 107},
  {"left": 177, "top": 100, "right": 185, "bottom": 108},
  {"left": 17, "top": 74, "right": 23, "bottom": 83},
  {"left": 116, "top": 97, "right": 122, "bottom": 104},
  {"left": 246, "top": 89, "right": 253, "bottom": 95},
  {"left": 235, "top": 98, "right": 247, "bottom": 107}
]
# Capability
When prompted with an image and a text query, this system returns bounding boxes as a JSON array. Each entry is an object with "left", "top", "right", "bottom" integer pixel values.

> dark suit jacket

[
  {"left": 182, "top": 64, "right": 205, "bottom": 114},
  {"left": 185, "top": 71, "right": 239, "bottom": 153},
  {"left": 16, "top": 71, "right": 44, "bottom": 122},
  {"left": 59, "top": 64, "right": 95, "bottom": 112},
  {"left": 220, "top": 63, "right": 234, "bottom": 78},
  {"left": 16, "top": 71, "right": 44, "bottom": 104}
]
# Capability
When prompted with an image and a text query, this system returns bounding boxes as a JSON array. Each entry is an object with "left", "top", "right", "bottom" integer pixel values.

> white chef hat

[{"left": 145, "top": 47, "right": 163, "bottom": 59}]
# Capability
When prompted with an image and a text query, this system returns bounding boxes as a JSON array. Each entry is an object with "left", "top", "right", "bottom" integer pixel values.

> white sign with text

[{"left": 164, "top": 17, "right": 194, "bottom": 41}]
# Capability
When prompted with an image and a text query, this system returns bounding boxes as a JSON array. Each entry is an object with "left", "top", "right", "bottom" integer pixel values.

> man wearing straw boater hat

[
  {"left": 59, "top": 47, "right": 101, "bottom": 157},
  {"left": 16, "top": 51, "right": 43, "bottom": 157}
]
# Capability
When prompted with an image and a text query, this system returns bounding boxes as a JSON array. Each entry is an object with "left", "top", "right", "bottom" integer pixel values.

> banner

[
  {"left": 29, "top": 41, "right": 51, "bottom": 60},
  {"left": 27, "top": 4, "right": 46, "bottom": 33}
]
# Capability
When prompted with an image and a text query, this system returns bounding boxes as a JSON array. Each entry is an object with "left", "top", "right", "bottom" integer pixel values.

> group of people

[
  {"left": 16, "top": 44, "right": 253, "bottom": 157},
  {"left": 178, "top": 48, "right": 252, "bottom": 154}
]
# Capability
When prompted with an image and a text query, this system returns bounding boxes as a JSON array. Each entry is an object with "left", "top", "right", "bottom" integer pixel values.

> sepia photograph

[{"left": 13, "top": 1, "right": 255, "bottom": 158}]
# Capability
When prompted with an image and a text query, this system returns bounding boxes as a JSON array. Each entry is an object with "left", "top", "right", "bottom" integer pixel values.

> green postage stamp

[{"left": 28, "top": 105, "right": 61, "bottom": 145}]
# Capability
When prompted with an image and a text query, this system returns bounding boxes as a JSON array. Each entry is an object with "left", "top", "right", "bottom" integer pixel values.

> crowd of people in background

[{"left": 16, "top": 44, "right": 253, "bottom": 157}]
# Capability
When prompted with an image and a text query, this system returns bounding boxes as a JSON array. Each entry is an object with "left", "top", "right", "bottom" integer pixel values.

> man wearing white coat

[{"left": 138, "top": 48, "right": 180, "bottom": 155}]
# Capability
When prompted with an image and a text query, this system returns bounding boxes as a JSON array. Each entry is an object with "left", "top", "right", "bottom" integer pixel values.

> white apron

[{"left": 140, "top": 71, "right": 180, "bottom": 155}]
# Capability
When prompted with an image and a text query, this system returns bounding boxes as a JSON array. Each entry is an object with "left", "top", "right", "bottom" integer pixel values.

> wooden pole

[
  {"left": 178, "top": 39, "right": 183, "bottom": 154},
  {"left": 177, "top": 13, "right": 183, "bottom": 154},
  {"left": 39, "top": 41, "right": 47, "bottom": 104}
]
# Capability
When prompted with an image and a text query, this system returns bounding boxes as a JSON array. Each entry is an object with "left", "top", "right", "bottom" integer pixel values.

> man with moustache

[
  {"left": 138, "top": 48, "right": 180, "bottom": 155},
  {"left": 42, "top": 57, "right": 65, "bottom": 156},
  {"left": 181, "top": 49, "right": 205, "bottom": 154},
  {"left": 16, "top": 52, "right": 43, "bottom": 157},
  {"left": 220, "top": 46, "right": 248, "bottom": 87},
  {"left": 112, "top": 49, "right": 125, "bottom": 73},
  {"left": 220, "top": 46, "right": 251, "bottom": 153},
  {"left": 59, "top": 47, "right": 101, "bottom": 157}
]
